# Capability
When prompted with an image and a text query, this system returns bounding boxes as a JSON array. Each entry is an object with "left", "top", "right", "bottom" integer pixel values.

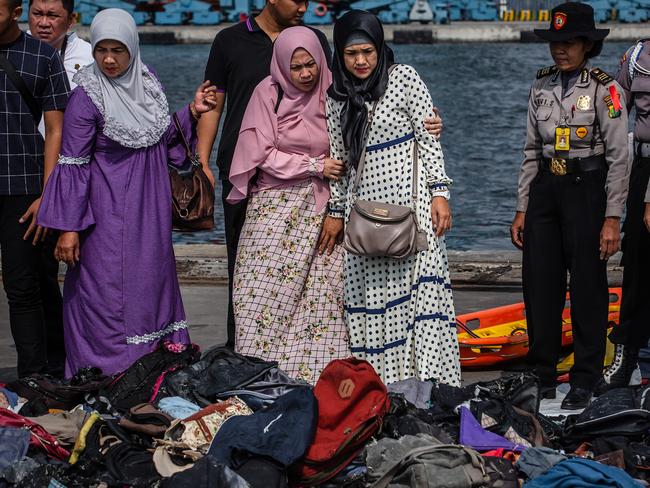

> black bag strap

[
  {"left": 0, "top": 52, "right": 41, "bottom": 121},
  {"left": 274, "top": 85, "right": 284, "bottom": 114}
]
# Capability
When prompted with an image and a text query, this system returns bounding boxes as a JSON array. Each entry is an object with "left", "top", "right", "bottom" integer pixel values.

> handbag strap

[
  {"left": 173, "top": 112, "right": 200, "bottom": 167},
  {"left": 350, "top": 99, "right": 380, "bottom": 195},
  {"left": 0, "top": 52, "right": 41, "bottom": 121},
  {"left": 350, "top": 64, "right": 418, "bottom": 209}
]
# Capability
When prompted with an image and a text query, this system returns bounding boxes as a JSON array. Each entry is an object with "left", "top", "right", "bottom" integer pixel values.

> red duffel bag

[
  {"left": 292, "top": 358, "right": 390, "bottom": 486},
  {"left": 0, "top": 408, "right": 70, "bottom": 460}
]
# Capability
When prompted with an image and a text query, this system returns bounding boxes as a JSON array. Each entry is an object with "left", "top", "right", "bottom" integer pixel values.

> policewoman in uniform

[
  {"left": 510, "top": 2, "right": 630, "bottom": 409},
  {"left": 596, "top": 39, "right": 650, "bottom": 392}
]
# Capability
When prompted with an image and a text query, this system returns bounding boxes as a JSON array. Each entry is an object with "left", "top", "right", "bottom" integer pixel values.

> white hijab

[{"left": 77, "top": 8, "right": 169, "bottom": 148}]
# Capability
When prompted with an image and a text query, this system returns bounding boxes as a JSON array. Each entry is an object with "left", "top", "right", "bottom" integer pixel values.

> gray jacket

[
  {"left": 617, "top": 40, "right": 650, "bottom": 203},
  {"left": 517, "top": 62, "right": 630, "bottom": 217}
]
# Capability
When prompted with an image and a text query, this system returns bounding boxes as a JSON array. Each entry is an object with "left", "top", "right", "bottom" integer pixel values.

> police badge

[{"left": 576, "top": 95, "right": 591, "bottom": 111}]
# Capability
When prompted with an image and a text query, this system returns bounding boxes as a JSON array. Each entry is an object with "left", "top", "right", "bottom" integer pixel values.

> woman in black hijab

[
  {"left": 327, "top": 10, "right": 394, "bottom": 169},
  {"left": 319, "top": 10, "right": 460, "bottom": 386}
]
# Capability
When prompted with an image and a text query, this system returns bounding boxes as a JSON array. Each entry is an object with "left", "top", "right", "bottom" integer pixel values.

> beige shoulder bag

[{"left": 342, "top": 78, "right": 428, "bottom": 259}]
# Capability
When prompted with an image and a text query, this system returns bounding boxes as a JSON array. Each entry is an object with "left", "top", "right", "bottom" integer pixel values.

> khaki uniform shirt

[
  {"left": 517, "top": 62, "right": 630, "bottom": 217},
  {"left": 617, "top": 40, "right": 650, "bottom": 203}
]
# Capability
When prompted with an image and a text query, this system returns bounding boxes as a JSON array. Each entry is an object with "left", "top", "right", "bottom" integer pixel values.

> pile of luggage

[{"left": 0, "top": 340, "right": 648, "bottom": 487}]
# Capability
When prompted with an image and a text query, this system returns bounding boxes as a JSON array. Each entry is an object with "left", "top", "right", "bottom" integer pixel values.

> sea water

[{"left": 142, "top": 41, "right": 629, "bottom": 250}]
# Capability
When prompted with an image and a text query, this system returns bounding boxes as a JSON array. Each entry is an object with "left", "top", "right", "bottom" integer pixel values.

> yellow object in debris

[
  {"left": 69, "top": 412, "right": 101, "bottom": 465},
  {"left": 557, "top": 331, "right": 616, "bottom": 373}
]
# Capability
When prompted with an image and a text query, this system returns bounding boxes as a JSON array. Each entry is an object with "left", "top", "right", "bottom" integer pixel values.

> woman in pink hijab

[{"left": 227, "top": 26, "right": 350, "bottom": 382}]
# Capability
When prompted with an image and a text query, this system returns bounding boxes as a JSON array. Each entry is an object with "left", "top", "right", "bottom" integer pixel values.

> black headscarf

[{"left": 328, "top": 10, "right": 394, "bottom": 169}]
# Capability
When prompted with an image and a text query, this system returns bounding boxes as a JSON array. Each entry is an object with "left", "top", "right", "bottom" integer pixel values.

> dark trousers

[
  {"left": 39, "top": 230, "right": 65, "bottom": 374},
  {"left": 610, "top": 157, "right": 650, "bottom": 348},
  {"left": 0, "top": 195, "right": 65, "bottom": 377},
  {"left": 221, "top": 179, "right": 248, "bottom": 349},
  {"left": 523, "top": 169, "right": 609, "bottom": 390}
]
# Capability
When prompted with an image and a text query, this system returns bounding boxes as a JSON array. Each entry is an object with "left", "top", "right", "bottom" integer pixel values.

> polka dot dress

[{"left": 326, "top": 64, "right": 461, "bottom": 386}]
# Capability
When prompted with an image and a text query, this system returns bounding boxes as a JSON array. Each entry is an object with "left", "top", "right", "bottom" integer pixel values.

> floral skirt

[{"left": 233, "top": 182, "right": 350, "bottom": 383}]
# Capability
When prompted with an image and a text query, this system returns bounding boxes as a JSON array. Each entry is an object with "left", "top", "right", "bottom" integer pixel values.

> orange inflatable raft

[{"left": 456, "top": 288, "right": 622, "bottom": 368}]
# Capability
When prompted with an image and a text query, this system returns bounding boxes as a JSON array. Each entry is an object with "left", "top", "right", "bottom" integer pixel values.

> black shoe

[
  {"left": 540, "top": 385, "right": 556, "bottom": 399},
  {"left": 561, "top": 387, "right": 592, "bottom": 410},
  {"left": 594, "top": 345, "right": 641, "bottom": 396},
  {"left": 46, "top": 361, "right": 66, "bottom": 379}
]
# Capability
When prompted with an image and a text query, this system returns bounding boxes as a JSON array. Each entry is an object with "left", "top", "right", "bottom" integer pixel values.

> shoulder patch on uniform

[
  {"left": 537, "top": 65, "right": 558, "bottom": 79},
  {"left": 590, "top": 67, "right": 614, "bottom": 85}
]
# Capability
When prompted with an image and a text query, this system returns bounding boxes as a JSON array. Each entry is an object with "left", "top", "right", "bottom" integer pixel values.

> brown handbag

[
  {"left": 169, "top": 113, "right": 215, "bottom": 231},
  {"left": 342, "top": 100, "right": 428, "bottom": 259}
]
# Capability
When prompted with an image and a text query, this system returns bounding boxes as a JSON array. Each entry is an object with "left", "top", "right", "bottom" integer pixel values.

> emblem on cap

[
  {"left": 554, "top": 12, "right": 567, "bottom": 30},
  {"left": 576, "top": 95, "right": 591, "bottom": 111}
]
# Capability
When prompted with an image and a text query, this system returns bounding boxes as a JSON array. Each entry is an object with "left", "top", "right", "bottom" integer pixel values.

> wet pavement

[{"left": 0, "top": 284, "right": 523, "bottom": 383}]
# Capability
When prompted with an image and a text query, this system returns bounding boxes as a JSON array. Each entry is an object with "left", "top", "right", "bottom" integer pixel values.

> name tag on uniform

[{"left": 555, "top": 126, "right": 570, "bottom": 151}]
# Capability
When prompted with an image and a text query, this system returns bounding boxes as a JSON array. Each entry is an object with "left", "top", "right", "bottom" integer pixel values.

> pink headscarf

[{"left": 227, "top": 26, "right": 332, "bottom": 212}]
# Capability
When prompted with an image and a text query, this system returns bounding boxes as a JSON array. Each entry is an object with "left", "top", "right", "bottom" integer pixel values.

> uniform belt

[
  {"left": 540, "top": 155, "right": 607, "bottom": 176},
  {"left": 636, "top": 142, "right": 650, "bottom": 159}
]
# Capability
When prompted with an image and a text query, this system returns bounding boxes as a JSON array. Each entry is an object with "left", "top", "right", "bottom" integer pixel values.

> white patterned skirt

[
  {"left": 233, "top": 182, "right": 350, "bottom": 383},
  {"left": 345, "top": 235, "right": 461, "bottom": 386}
]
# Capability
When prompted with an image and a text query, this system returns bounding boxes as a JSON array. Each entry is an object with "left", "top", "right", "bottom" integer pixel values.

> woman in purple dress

[{"left": 37, "top": 8, "right": 217, "bottom": 377}]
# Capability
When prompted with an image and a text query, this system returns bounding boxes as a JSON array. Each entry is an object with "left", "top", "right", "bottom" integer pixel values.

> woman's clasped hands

[
  {"left": 323, "top": 158, "right": 345, "bottom": 181},
  {"left": 192, "top": 80, "right": 219, "bottom": 115}
]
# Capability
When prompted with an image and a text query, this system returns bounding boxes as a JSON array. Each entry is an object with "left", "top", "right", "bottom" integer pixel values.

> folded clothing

[
  {"left": 158, "top": 397, "right": 201, "bottom": 420},
  {"left": 515, "top": 447, "right": 568, "bottom": 481},
  {"left": 522, "top": 458, "right": 643, "bottom": 488},
  {"left": 208, "top": 388, "right": 317, "bottom": 470},
  {"left": 118, "top": 403, "right": 173, "bottom": 437},
  {"left": 0, "top": 427, "right": 30, "bottom": 470},
  {"left": 159, "top": 456, "right": 250, "bottom": 487},
  {"left": 0, "top": 388, "right": 18, "bottom": 409},
  {"left": 26, "top": 409, "right": 89, "bottom": 447}
]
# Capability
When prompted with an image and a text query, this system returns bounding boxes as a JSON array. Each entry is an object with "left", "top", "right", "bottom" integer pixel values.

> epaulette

[
  {"left": 590, "top": 68, "right": 614, "bottom": 85},
  {"left": 537, "top": 65, "right": 558, "bottom": 79}
]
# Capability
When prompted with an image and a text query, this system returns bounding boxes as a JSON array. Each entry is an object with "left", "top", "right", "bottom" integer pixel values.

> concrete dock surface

[
  {"left": 0, "top": 282, "right": 521, "bottom": 384},
  {"left": 0, "top": 244, "right": 625, "bottom": 384}
]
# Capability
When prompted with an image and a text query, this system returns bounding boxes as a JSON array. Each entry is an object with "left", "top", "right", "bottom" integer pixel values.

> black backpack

[
  {"left": 101, "top": 342, "right": 200, "bottom": 413},
  {"left": 162, "top": 346, "right": 277, "bottom": 406}
]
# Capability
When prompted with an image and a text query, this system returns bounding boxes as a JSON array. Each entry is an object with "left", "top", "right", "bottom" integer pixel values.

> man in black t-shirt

[
  {"left": 199, "top": 0, "right": 330, "bottom": 349},
  {"left": 0, "top": 0, "right": 69, "bottom": 377}
]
